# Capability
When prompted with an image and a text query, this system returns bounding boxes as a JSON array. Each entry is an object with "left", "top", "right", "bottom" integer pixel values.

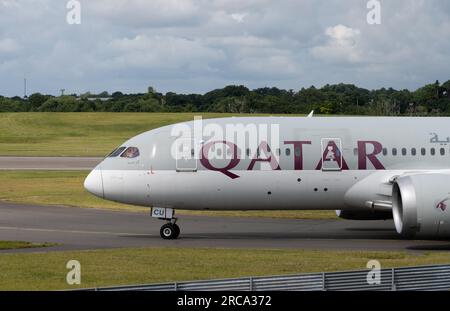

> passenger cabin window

[
  {"left": 121, "top": 147, "right": 140, "bottom": 158},
  {"left": 441, "top": 148, "right": 445, "bottom": 156},
  {"left": 286, "top": 148, "right": 291, "bottom": 156},
  {"left": 382, "top": 148, "right": 388, "bottom": 156},
  {"left": 392, "top": 148, "right": 397, "bottom": 156},
  {"left": 108, "top": 146, "right": 126, "bottom": 158},
  {"left": 402, "top": 148, "right": 407, "bottom": 156},
  {"left": 431, "top": 148, "right": 436, "bottom": 156},
  {"left": 421, "top": 148, "right": 426, "bottom": 156},
  {"left": 411, "top": 148, "right": 417, "bottom": 156}
]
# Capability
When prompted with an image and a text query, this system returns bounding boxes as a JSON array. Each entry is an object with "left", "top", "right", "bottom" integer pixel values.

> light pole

[{"left": 23, "top": 78, "right": 28, "bottom": 99}]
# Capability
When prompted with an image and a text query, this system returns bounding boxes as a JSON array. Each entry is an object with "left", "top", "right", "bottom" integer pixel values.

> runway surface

[
  {"left": 0, "top": 202, "right": 449, "bottom": 253},
  {"left": 0, "top": 157, "right": 102, "bottom": 170}
]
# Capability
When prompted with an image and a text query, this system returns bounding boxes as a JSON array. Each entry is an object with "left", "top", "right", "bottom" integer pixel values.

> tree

[
  {"left": 0, "top": 97, "right": 26, "bottom": 112},
  {"left": 441, "top": 80, "right": 450, "bottom": 99},
  {"left": 28, "top": 93, "right": 50, "bottom": 111},
  {"left": 112, "top": 91, "right": 123, "bottom": 99},
  {"left": 38, "top": 96, "right": 78, "bottom": 112},
  {"left": 414, "top": 82, "right": 441, "bottom": 112},
  {"left": 0, "top": 81, "right": 449, "bottom": 115}
]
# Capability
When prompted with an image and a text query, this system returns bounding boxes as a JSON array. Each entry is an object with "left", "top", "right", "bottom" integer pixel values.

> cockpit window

[
  {"left": 107, "top": 146, "right": 126, "bottom": 158},
  {"left": 121, "top": 147, "right": 140, "bottom": 158}
]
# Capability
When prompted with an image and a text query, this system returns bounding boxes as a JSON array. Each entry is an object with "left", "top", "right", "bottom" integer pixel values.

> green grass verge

[
  {"left": 0, "top": 112, "right": 273, "bottom": 157},
  {"left": 0, "top": 170, "right": 146, "bottom": 212},
  {"left": 0, "top": 113, "right": 335, "bottom": 219},
  {"left": 0, "top": 241, "right": 54, "bottom": 251},
  {"left": 0, "top": 247, "right": 449, "bottom": 290},
  {"left": 0, "top": 170, "right": 337, "bottom": 219}
]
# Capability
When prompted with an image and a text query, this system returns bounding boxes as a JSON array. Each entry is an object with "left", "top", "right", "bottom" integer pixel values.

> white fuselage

[{"left": 85, "top": 117, "right": 450, "bottom": 212}]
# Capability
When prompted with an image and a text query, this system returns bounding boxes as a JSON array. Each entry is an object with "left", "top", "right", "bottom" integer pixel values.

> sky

[{"left": 0, "top": 0, "right": 449, "bottom": 96}]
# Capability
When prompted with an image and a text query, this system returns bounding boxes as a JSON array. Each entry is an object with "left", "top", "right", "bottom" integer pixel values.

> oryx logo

[{"left": 436, "top": 198, "right": 449, "bottom": 212}]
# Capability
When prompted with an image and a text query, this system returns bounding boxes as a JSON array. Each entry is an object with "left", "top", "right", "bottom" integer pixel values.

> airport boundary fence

[{"left": 84, "top": 264, "right": 450, "bottom": 291}]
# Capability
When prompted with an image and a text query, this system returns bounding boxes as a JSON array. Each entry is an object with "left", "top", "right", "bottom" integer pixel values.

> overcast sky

[{"left": 0, "top": 0, "right": 449, "bottom": 96}]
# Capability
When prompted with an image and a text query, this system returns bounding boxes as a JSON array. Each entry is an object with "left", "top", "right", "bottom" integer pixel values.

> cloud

[
  {"left": 0, "top": 0, "right": 20, "bottom": 8},
  {"left": 325, "top": 24, "right": 361, "bottom": 44},
  {"left": 0, "top": 38, "right": 19, "bottom": 53},
  {"left": 106, "top": 35, "right": 225, "bottom": 74},
  {"left": 87, "top": 0, "right": 204, "bottom": 27},
  {"left": 0, "top": 0, "right": 449, "bottom": 96},
  {"left": 230, "top": 13, "right": 247, "bottom": 23},
  {"left": 311, "top": 24, "right": 362, "bottom": 63}
]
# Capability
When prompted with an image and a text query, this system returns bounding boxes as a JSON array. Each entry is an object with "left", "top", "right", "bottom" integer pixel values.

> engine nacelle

[
  {"left": 336, "top": 210, "right": 393, "bottom": 221},
  {"left": 392, "top": 174, "right": 450, "bottom": 238}
]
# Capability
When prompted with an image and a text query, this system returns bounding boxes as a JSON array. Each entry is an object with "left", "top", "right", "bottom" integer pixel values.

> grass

[
  {"left": 0, "top": 170, "right": 146, "bottom": 212},
  {"left": 0, "top": 241, "right": 54, "bottom": 251},
  {"left": 0, "top": 113, "right": 336, "bottom": 219},
  {"left": 0, "top": 112, "right": 266, "bottom": 157},
  {"left": 1, "top": 113, "right": 445, "bottom": 291},
  {"left": 0, "top": 170, "right": 337, "bottom": 219},
  {"left": 0, "top": 247, "right": 449, "bottom": 290}
]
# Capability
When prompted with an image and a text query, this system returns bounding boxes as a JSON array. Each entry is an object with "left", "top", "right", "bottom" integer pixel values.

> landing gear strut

[{"left": 151, "top": 207, "right": 180, "bottom": 240}]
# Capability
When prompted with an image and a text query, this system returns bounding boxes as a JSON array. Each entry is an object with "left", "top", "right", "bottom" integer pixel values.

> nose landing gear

[{"left": 151, "top": 207, "right": 180, "bottom": 240}]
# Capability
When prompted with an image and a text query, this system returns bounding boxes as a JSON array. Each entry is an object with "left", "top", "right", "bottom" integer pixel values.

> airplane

[{"left": 84, "top": 115, "right": 450, "bottom": 240}]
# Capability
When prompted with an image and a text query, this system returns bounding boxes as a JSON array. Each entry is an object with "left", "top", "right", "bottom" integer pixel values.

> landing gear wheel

[
  {"left": 172, "top": 223, "right": 180, "bottom": 239},
  {"left": 160, "top": 223, "right": 178, "bottom": 240}
]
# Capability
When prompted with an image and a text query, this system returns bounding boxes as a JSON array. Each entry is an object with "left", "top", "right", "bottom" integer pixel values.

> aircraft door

[
  {"left": 320, "top": 138, "right": 343, "bottom": 171},
  {"left": 176, "top": 138, "right": 198, "bottom": 172}
]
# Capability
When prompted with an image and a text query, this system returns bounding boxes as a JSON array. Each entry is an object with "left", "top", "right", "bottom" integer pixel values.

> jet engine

[
  {"left": 392, "top": 174, "right": 450, "bottom": 238},
  {"left": 336, "top": 210, "right": 393, "bottom": 220}
]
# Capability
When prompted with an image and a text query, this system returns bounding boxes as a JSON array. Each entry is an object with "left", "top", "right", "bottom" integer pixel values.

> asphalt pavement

[{"left": 1, "top": 202, "right": 449, "bottom": 253}]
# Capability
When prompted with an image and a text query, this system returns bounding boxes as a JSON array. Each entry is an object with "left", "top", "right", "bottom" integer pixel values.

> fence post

[
  {"left": 174, "top": 282, "right": 178, "bottom": 291},
  {"left": 249, "top": 277, "right": 253, "bottom": 291},
  {"left": 391, "top": 268, "right": 396, "bottom": 291},
  {"left": 322, "top": 272, "right": 326, "bottom": 291}
]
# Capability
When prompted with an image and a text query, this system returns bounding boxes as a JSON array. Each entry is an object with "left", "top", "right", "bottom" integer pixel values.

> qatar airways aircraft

[{"left": 84, "top": 115, "right": 450, "bottom": 240}]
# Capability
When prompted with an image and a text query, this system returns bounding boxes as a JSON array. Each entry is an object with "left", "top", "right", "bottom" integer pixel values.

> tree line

[{"left": 1, "top": 80, "right": 450, "bottom": 115}]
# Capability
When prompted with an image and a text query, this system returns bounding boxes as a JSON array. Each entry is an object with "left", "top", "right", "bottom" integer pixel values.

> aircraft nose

[{"left": 84, "top": 168, "right": 104, "bottom": 198}]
